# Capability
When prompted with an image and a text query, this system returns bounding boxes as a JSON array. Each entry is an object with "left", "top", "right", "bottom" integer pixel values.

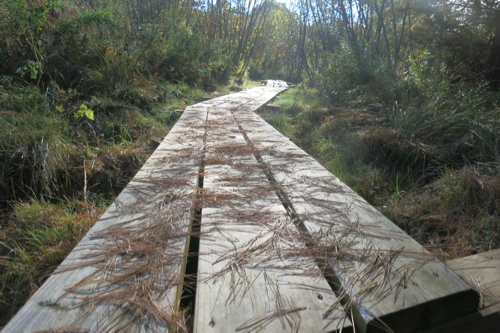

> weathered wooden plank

[
  {"left": 2, "top": 107, "right": 209, "bottom": 332},
  {"left": 417, "top": 249, "right": 500, "bottom": 332},
  {"left": 232, "top": 109, "right": 479, "bottom": 332},
  {"left": 193, "top": 104, "right": 352, "bottom": 332},
  {"left": 446, "top": 249, "right": 500, "bottom": 316}
]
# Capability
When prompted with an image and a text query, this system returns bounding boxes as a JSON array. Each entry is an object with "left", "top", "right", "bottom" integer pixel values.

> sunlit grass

[{"left": 0, "top": 199, "right": 107, "bottom": 324}]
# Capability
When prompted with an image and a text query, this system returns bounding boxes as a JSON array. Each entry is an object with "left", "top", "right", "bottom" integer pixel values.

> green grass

[
  {"left": 0, "top": 199, "right": 107, "bottom": 323},
  {"left": 242, "top": 80, "right": 263, "bottom": 90}
]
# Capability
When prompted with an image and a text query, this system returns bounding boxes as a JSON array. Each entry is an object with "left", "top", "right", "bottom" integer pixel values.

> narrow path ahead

[{"left": 3, "top": 83, "right": 478, "bottom": 333}]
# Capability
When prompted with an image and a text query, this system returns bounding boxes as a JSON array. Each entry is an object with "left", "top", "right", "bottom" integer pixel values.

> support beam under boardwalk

[{"left": 2, "top": 82, "right": 480, "bottom": 333}]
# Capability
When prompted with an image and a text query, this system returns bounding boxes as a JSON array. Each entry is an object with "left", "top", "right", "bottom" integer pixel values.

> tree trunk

[{"left": 488, "top": 10, "right": 500, "bottom": 90}]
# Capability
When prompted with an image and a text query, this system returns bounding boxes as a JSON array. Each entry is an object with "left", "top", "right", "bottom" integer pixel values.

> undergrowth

[
  {"left": 258, "top": 83, "right": 500, "bottom": 260},
  {"left": 0, "top": 199, "right": 107, "bottom": 322}
]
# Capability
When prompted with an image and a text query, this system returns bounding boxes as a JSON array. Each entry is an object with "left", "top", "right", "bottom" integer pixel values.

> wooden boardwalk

[{"left": 2, "top": 82, "right": 492, "bottom": 332}]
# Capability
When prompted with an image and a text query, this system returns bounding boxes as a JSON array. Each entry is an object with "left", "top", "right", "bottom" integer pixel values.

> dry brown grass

[{"left": 387, "top": 169, "right": 500, "bottom": 260}]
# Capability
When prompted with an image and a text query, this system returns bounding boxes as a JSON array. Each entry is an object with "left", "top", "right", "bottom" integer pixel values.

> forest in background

[{"left": 1, "top": 0, "right": 500, "bottom": 326}]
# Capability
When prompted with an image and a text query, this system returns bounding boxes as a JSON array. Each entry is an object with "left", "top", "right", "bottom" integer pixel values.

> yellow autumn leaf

[
  {"left": 74, "top": 104, "right": 94, "bottom": 120},
  {"left": 105, "top": 46, "right": 115, "bottom": 56}
]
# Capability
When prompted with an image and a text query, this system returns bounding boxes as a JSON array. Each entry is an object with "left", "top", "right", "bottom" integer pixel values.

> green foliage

[
  {"left": 0, "top": 77, "right": 198, "bottom": 325},
  {"left": 245, "top": 1, "right": 302, "bottom": 81},
  {"left": 7, "top": 0, "right": 59, "bottom": 31},
  {"left": 0, "top": 85, "right": 72, "bottom": 198},
  {"left": 15, "top": 61, "right": 42, "bottom": 80},
  {"left": 320, "top": 42, "right": 369, "bottom": 90},
  {"left": 74, "top": 104, "right": 94, "bottom": 120},
  {"left": 0, "top": 0, "right": 270, "bottom": 324},
  {"left": 388, "top": 83, "right": 500, "bottom": 166},
  {"left": 3, "top": 0, "right": 499, "bottom": 324},
  {"left": 77, "top": 10, "right": 115, "bottom": 26}
]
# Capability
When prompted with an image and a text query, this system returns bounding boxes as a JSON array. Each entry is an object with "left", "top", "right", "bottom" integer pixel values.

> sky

[{"left": 275, "top": 0, "right": 293, "bottom": 9}]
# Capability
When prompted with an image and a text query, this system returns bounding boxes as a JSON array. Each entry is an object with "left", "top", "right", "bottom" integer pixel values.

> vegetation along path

[{"left": 5, "top": 81, "right": 499, "bottom": 332}]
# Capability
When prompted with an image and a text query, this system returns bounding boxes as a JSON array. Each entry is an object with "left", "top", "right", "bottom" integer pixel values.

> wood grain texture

[
  {"left": 193, "top": 103, "right": 352, "bottom": 332},
  {"left": 232, "top": 109, "right": 479, "bottom": 333},
  {"left": 446, "top": 249, "right": 500, "bottom": 316}
]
